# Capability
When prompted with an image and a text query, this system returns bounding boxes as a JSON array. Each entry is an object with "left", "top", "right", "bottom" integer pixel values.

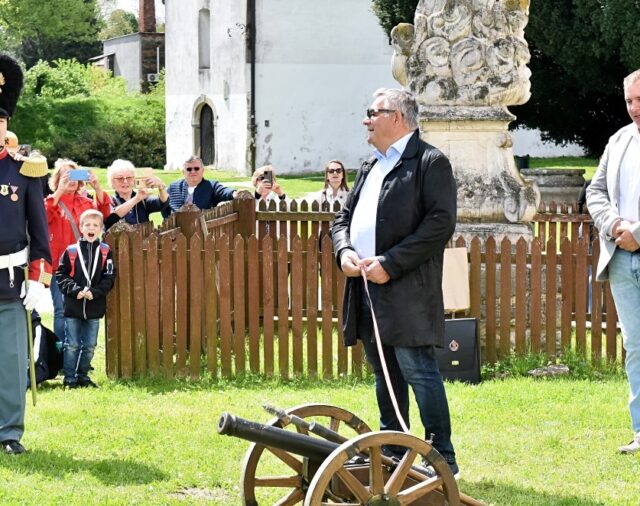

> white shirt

[
  {"left": 618, "top": 128, "right": 640, "bottom": 222},
  {"left": 350, "top": 131, "right": 414, "bottom": 259},
  {"left": 319, "top": 187, "right": 349, "bottom": 208}
]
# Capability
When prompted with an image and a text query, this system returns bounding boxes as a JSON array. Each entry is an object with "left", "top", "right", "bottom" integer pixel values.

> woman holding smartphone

[
  {"left": 252, "top": 164, "right": 286, "bottom": 204},
  {"left": 45, "top": 159, "right": 111, "bottom": 343},
  {"left": 104, "top": 159, "right": 168, "bottom": 230}
]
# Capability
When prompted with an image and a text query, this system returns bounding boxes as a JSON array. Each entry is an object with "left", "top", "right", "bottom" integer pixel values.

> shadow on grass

[
  {"left": 0, "top": 449, "right": 167, "bottom": 485},
  {"left": 462, "top": 479, "right": 612, "bottom": 506}
]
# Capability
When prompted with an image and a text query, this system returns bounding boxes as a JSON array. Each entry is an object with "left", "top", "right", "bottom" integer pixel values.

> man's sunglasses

[
  {"left": 327, "top": 168, "right": 343, "bottom": 174},
  {"left": 185, "top": 166, "right": 201, "bottom": 172},
  {"left": 366, "top": 108, "right": 396, "bottom": 119}
]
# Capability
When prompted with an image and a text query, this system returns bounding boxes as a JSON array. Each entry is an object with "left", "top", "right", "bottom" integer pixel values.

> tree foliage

[
  {"left": 99, "top": 9, "right": 138, "bottom": 40},
  {"left": 510, "top": 0, "right": 640, "bottom": 155},
  {"left": 0, "top": 0, "right": 103, "bottom": 66},
  {"left": 13, "top": 96, "right": 166, "bottom": 168},
  {"left": 23, "top": 59, "right": 127, "bottom": 100},
  {"left": 370, "top": 0, "right": 640, "bottom": 155},
  {"left": 371, "top": 0, "right": 417, "bottom": 36}
]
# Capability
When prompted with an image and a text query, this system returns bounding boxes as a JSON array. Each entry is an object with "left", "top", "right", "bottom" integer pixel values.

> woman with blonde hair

[
  {"left": 252, "top": 165, "right": 286, "bottom": 204},
  {"left": 45, "top": 159, "right": 111, "bottom": 342},
  {"left": 104, "top": 159, "right": 168, "bottom": 230}
]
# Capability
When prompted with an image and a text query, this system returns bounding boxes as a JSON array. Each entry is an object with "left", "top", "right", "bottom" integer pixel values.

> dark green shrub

[{"left": 11, "top": 96, "right": 165, "bottom": 168}]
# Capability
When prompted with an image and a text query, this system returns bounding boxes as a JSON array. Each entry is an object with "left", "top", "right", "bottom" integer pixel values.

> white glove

[{"left": 20, "top": 280, "right": 47, "bottom": 311}]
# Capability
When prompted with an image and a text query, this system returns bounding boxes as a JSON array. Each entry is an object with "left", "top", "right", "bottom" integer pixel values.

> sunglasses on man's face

[
  {"left": 185, "top": 166, "right": 201, "bottom": 172},
  {"left": 366, "top": 108, "right": 396, "bottom": 119},
  {"left": 327, "top": 168, "right": 343, "bottom": 174}
]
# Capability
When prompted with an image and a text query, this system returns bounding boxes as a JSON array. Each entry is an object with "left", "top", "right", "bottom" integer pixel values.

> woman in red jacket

[{"left": 45, "top": 159, "right": 111, "bottom": 343}]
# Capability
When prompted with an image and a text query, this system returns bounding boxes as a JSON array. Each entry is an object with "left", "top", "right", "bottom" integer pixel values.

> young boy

[{"left": 56, "top": 209, "right": 116, "bottom": 388}]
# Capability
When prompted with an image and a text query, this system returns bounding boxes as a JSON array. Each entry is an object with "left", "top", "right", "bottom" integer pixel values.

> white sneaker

[{"left": 618, "top": 433, "right": 640, "bottom": 454}]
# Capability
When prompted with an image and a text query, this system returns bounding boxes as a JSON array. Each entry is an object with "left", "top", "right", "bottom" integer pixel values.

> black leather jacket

[{"left": 331, "top": 130, "right": 457, "bottom": 347}]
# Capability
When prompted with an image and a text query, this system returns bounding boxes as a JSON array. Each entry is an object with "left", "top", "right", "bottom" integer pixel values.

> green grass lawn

[
  {"left": 527, "top": 156, "right": 599, "bottom": 180},
  {"left": 2, "top": 314, "right": 638, "bottom": 505}
]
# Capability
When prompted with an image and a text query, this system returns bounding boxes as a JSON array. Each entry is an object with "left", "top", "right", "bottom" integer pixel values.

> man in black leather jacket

[{"left": 332, "top": 88, "right": 458, "bottom": 475}]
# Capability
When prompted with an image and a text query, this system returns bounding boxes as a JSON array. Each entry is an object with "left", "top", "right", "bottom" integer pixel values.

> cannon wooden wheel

[
  {"left": 241, "top": 403, "right": 372, "bottom": 506},
  {"left": 304, "top": 431, "right": 460, "bottom": 506}
]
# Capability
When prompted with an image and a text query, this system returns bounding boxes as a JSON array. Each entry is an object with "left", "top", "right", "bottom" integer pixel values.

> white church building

[
  {"left": 163, "top": 0, "right": 399, "bottom": 173},
  {"left": 163, "top": 1, "right": 583, "bottom": 173}
]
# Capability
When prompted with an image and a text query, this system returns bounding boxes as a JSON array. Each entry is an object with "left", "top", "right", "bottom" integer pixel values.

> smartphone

[
  {"left": 135, "top": 167, "right": 154, "bottom": 189},
  {"left": 68, "top": 169, "right": 90, "bottom": 181},
  {"left": 263, "top": 170, "right": 273, "bottom": 184}
]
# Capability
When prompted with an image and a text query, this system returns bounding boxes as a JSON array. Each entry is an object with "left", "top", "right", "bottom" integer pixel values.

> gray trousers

[{"left": 0, "top": 300, "right": 27, "bottom": 442}]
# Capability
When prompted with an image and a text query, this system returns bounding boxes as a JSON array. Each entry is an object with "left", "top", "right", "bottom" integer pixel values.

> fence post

[
  {"left": 235, "top": 194, "right": 256, "bottom": 239},
  {"left": 175, "top": 209, "right": 202, "bottom": 238}
]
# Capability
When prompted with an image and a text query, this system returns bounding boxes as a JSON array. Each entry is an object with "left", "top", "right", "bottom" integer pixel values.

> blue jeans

[
  {"left": 63, "top": 317, "right": 99, "bottom": 384},
  {"left": 608, "top": 250, "right": 640, "bottom": 432},
  {"left": 358, "top": 292, "right": 456, "bottom": 464},
  {"left": 50, "top": 282, "right": 65, "bottom": 342}
]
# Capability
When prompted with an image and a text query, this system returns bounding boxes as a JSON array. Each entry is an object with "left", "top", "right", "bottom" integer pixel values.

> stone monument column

[{"left": 391, "top": 0, "right": 539, "bottom": 240}]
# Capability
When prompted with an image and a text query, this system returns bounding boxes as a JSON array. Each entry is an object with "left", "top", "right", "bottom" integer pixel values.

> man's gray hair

[
  {"left": 184, "top": 155, "right": 203, "bottom": 166},
  {"left": 372, "top": 88, "right": 419, "bottom": 129},
  {"left": 623, "top": 69, "right": 640, "bottom": 92}
]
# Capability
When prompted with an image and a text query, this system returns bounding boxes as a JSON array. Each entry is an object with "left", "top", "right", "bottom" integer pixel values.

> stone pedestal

[
  {"left": 520, "top": 168, "right": 586, "bottom": 206},
  {"left": 453, "top": 222, "right": 534, "bottom": 246},
  {"left": 420, "top": 106, "right": 539, "bottom": 228}
]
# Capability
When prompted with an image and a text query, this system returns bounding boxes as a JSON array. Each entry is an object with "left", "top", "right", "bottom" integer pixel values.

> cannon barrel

[{"left": 218, "top": 412, "right": 339, "bottom": 462}]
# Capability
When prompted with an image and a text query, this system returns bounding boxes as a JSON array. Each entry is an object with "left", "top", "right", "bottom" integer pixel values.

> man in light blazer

[{"left": 587, "top": 68, "right": 640, "bottom": 454}]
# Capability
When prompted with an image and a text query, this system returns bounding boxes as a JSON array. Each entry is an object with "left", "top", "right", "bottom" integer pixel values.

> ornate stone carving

[
  {"left": 392, "top": 0, "right": 531, "bottom": 107},
  {"left": 391, "top": 0, "right": 538, "bottom": 229}
]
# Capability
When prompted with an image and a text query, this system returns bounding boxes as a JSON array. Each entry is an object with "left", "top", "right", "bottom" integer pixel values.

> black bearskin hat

[{"left": 0, "top": 53, "right": 24, "bottom": 118}]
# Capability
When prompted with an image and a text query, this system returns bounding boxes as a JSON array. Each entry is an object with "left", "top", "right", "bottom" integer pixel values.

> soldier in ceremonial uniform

[{"left": 0, "top": 53, "right": 52, "bottom": 455}]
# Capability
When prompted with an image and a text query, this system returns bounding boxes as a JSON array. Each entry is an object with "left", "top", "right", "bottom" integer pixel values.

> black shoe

[
  {"left": 1, "top": 440, "right": 26, "bottom": 455},
  {"left": 448, "top": 461, "right": 460, "bottom": 479},
  {"left": 63, "top": 380, "right": 79, "bottom": 389},
  {"left": 78, "top": 378, "right": 98, "bottom": 388}
]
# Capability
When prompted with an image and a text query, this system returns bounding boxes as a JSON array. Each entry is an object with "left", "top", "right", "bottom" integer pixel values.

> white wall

[
  {"left": 164, "top": 0, "right": 249, "bottom": 170},
  {"left": 254, "top": 0, "right": 397, "bottom": 173},
  {"left": 511, "top": 127, "right": 585, "bottom": 158},
  {"left": 104, "top": 34, "right": 142, "bottom": 93}
]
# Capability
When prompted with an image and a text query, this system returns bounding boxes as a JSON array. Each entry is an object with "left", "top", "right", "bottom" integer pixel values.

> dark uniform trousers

[{"left": 0, "top": 300, "right": 28, "bottom": 442}]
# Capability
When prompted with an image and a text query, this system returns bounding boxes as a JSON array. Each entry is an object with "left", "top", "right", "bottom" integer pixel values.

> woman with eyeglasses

[
  {"left": 45, "top": 158, "right": 112, "bottom": 342},
  {"left": 104, "top": 159, "right": 168, "bottom": 230},
  {"left": 252, "top": 164, "right": 287, "bottom": 204},
  {"left": 318, "top": 159, "right": 349, "bottom": 209}
]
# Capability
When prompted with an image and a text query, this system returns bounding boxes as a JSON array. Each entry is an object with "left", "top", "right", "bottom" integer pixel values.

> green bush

[
  {"left": 23, "top": 59, "right": 127, "bottom": 100},
  {"left": 11, "top": 96, "right": 165, "bottom": 168}
]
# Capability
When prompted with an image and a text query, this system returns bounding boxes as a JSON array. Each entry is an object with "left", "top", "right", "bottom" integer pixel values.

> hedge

[{"left": 10, "top": 96, "right": 166, "bottom": 168}]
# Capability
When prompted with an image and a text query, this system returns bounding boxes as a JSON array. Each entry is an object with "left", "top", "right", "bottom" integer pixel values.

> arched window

[
  {"left": 200, "top": 104, "right": 215, "bottom": 165},
  {"left": 198, "top": 9, "right": 211, "bottom": 70}
]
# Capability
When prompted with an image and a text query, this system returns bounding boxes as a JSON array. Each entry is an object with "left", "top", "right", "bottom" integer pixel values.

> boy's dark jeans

[{"left": 63, "top": 317, "right": 99, "bottom": 384}]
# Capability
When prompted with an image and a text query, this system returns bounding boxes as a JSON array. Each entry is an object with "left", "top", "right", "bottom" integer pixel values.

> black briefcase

[{"left": 435, "top": 318, "right": 481, "bottom": 384}]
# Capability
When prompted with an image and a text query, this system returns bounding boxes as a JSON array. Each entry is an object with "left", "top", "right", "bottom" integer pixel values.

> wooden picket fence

[{"left": 104, "top": 198, "right": 621, "bottom": 379}]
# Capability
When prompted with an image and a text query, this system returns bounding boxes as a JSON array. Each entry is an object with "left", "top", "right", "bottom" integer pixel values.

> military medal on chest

[{"left": 0, "top": 183, "right": 19, "bottom": 201}]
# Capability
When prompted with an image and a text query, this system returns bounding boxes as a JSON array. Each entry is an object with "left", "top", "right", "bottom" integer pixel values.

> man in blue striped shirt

[{"left": 162, "top": 156, "right": 239, "bottom": 217}]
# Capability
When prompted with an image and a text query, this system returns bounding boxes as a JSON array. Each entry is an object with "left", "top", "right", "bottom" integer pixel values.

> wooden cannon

[{"left": 217, "top": 403, "right": 484, "bottom": 506}]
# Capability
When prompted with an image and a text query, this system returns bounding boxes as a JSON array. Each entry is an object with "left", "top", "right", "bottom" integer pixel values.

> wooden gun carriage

[{"left": 218, "top": 404, "right": 484, "bottom": 506}]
